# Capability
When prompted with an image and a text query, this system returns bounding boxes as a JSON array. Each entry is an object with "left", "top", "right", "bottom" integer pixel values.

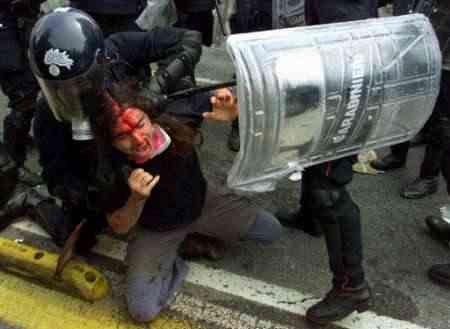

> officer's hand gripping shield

[{"left": 226, "top": 14, "right": 442, "bottom": 192}]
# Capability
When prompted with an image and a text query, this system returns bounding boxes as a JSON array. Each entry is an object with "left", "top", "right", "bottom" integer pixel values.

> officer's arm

[{"left": 106, "top": 27, "right": 202, "bottom": 93}]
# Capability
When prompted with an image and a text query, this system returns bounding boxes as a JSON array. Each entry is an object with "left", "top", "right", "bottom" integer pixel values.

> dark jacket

[
  {"left": 230, "top": 0, "right": 272, "bottom": 33},
  {"left": 174, "top": 0, "right": 215, "bottom": 13},
  {"left": 71, "top": 0, "right": 146, "bottom": 15},
  {"left": 0, "top": 0, "right": 44, "bottom": 25},
  {"left": 305, "top": 0, "right": 378, "bottom": 25},
  {"left": 0, "top": 0, "right": 13, "bottom": 12}
]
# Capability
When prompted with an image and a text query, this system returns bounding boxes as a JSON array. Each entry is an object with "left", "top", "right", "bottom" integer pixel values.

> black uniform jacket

[
  {"left": 71, "top": 0, "right": 146, "bottom": 15},
  {"left": 305, "top": 0, "right": 378, "bottom": 25}
]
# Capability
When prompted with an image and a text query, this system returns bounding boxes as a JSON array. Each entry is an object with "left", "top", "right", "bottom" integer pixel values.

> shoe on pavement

[
  {"left": 425, "top": 216, "right": 450, "bottom": 241},
  {"left": 401, "top": 177, "right": 439, "bottom": 199},
  {"left": 370, "top": 154, "right": 406, "bottom": 171},
  {"left": 428, "top": 264, "right": 450, "bottom": 287},
  {"left": 306, "top": 281, "right": 372, "bottom": 325}
]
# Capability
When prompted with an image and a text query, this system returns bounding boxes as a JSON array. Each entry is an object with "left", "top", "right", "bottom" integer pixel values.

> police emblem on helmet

[{"left": 44, "top": 49, "right": 74, "bottom": 77}]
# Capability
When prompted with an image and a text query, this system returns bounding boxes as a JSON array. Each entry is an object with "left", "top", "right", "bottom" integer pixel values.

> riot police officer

[
  {"left": 412, "top": 0, "right": 450, "bottom": 287},
  {"left": 0, "top": 0, "right": 44, "bottom": 206},
  {"left": 278, "top": 0, "right": 377, "bottom": 325}
]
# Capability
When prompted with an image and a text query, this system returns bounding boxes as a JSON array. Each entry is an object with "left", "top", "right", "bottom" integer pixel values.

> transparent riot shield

[
  {"left": 226, "top": 14, "right": 442, "bottom": 192},
  {"left": 272, "top": 0, "right": 305, "bottom": 29}
]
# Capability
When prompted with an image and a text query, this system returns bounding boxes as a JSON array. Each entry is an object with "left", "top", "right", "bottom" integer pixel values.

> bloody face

[{"left": 112, "top": 107, "right": 167, "bottom": 164}]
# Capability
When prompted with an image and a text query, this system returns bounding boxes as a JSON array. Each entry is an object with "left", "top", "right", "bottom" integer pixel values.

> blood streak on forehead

[{"left": 114, "top": 107, "right": 143, "bottom": 135}]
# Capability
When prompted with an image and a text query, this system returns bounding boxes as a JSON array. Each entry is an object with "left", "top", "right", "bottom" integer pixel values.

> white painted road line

[
  {"left": 11, "top": 220, "right": 430, "bottom": 329},
  {"left": 171, "top": 293, "right": 296, "bottom": 329}
]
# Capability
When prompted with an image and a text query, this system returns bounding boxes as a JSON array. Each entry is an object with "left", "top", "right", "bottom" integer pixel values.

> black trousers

[
  {"left": 300, "top": 158, "right": 365, "bottom": 287},
  {"left": 298, "top": 0, "right": 375, "bottom": 289},
  {"left": 390, "top": 71, "right": 450, "bottom": 180},
  {"left": 0, "top": 17, "right": 39, "bottom": 166},
  {"left": 392, "top": 0, "right": 415, "bottom": 15},
  {"left": 437, "top": 71, "right": 450, "bottom": 195}
]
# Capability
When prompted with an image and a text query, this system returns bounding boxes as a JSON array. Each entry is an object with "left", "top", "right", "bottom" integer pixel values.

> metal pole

[{"left": 166, "top": 79, "right": 237, "bottom": 102}]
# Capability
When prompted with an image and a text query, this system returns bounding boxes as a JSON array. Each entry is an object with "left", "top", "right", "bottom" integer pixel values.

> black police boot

[
  {"left": 428, "top": 264, "right": 450, "bottom": 287},
  {"left": 275, "top": 209, "right": 322, "bottom": 237},
  {"left": 3, "top": 111, "right": 41, "bottom": 186},
  {"left": 370, "top": 153, "right": 406, "bottom": 171},
  {"left": 227, "top": 119, "right": 240, "bottom": 152},
  {"left": 0, "top": 186, "right": 50, "bottom": 231},
  {"left": 400, "top": 177, "right": 439, "bottom": 199},
  {"left": 306, "top": 281, "right": 372, "bottom": 325},
  {"left": 0, "top": 186, "right": 72, "bottom": 245},
  {"left": 425, "top": 216, "right": 450, "bottom": 241}
]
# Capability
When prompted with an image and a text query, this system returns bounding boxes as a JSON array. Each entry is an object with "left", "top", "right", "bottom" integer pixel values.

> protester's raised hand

[
  {"left": 204, "top": 88, "right": 239, "bottom": 122},
  {"left": 128, "top": 168, "right": 160, "bottom": 200}
]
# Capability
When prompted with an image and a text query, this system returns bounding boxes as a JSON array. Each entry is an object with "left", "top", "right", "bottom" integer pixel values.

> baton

[{"left": 166, "top": 79, "right": 236, "bottom": 103}]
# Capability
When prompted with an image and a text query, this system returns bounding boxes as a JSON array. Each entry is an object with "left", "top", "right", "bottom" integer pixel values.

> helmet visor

[{"left": 37, "top": 62, "right": 105, "bottom": 122}]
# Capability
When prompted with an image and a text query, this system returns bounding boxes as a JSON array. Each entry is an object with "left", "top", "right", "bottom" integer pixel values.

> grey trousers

[{"left": 125, "top": 183, "right": 281, "bottom": 322}]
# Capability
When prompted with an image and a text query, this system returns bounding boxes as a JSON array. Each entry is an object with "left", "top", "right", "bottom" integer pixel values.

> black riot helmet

[{"left": 29, "top": 8, "right": 106, "bottom": 123}]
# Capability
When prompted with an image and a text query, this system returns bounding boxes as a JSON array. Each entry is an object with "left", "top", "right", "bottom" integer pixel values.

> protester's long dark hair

[{"left": 87, "top": 78, "right": 197, "bottom": 190}]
